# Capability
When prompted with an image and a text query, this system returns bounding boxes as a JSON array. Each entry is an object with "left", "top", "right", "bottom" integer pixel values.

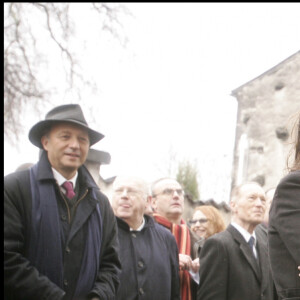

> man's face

[
  {"left": 231, "top": 183, "right": 266, "bottom": 227},
  {"left": 112, "top": 177, "right": 147, "bottom": 224},
  {"left": 41, "top": 122, "right": 90, "bottom": 179},
  {"left": 152, "top": 179, "right": 184, "bottom": 220}
]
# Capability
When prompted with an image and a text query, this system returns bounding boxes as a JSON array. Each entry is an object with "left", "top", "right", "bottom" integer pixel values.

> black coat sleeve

[
  {"left": 269, "top": 171, "right": 300, "bottom": 264},
  {"left": 197, "top": 236, "right": 228, "bottom": 300},
  {"left": 166, "top": 231, "right": 181, "bottom": 300},
  {"left": 4, "top": 171, "right": 65, "bottom": 300},
  {"left": 88, "top": 192, "right": 121, "bottom": 300}
]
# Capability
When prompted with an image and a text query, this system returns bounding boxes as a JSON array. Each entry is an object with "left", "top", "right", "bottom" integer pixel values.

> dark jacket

[
  {"left": 4, "top": 152, "right": 121, "bottom": 300},
  {"left": 268, "top": 170, "right": 300, "bottom": 300},
  {"left": 197, "top": 224, "right": 277, "bottom": 300},
  {"left": 190, "top": 231, "right": 205, "bottom": 300},
  {"left": 116, "top": 215, "right": 180, "bottom": 300}
]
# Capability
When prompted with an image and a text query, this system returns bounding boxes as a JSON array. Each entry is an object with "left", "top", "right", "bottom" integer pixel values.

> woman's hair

[
  {"left": 193, "top": 205, "right": 226, "bottom": 237},
  {"left": 287, "top": 111, "right": 300, "bottom": 172}
]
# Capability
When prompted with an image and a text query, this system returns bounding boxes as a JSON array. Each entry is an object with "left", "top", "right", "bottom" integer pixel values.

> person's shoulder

[
  {"left": 202, "top": 230, "right": 228, "bottom": 247},
  {"left": 255, "top": 224, "right": 268, "bottom": 246},
  {"left": 152, "top": 219, "right": 174, "bottom": 239},
  {"left": 4, "top": 169, "right": 30, "bottom": 185},
  {"left": 255, "top": 223, "right": 267, "bottom": 236},
  {"left": 279, "top": 170, "right": 300, "bottom": 185},
  {"left": 93, "top": 189, "right": 112, "bottom": 207}
]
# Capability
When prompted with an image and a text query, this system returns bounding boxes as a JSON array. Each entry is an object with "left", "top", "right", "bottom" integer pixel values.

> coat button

[
  {"left": 138, "top": 261, "right": 144, "bottom": 268},
  {"left": 61, "top": 215, "right": 67, "bottom": 221},
  {"left": 63, "top": 279, "right": 68, "bottom": 286},
  {"left": 139, "top": 287, "right": 144, "bottom": 295},
  {"left": 65, "top": 246, "right": 71, "bottom": 254}
]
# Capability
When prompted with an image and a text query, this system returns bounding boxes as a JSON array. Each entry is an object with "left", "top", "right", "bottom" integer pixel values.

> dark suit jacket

[
  {"left": 268, "top": 170, "right": 300, "bottom": 300},
  {"left": 197, "top": 224, "right": 277, "bottom": 300}
]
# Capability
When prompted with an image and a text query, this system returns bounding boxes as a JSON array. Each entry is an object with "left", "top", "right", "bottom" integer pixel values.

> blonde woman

[{"left": 189, "top": 205, "right": 226, "bottom": 259}]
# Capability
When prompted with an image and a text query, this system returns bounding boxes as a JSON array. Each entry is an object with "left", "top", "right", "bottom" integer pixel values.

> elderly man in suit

[{"left": 197, "top": 181, "right": 277, "bottom": 300}]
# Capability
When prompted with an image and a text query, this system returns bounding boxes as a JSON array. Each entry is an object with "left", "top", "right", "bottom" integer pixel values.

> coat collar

[
  {"left": 36, "top": 150, "right": 99, "bottom": 190},
  {"left": 227, "top": 224, "right": 262, "bottom": 282},
  {"left": 35, "top": 150, "right": 100, "bottom": 244},
  {"left": 117, "top": 214, "right": 155, "bottom": 232}
]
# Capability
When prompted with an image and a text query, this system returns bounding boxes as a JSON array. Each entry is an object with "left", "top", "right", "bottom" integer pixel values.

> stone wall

[{"left": 231, "top": 51, "right": 300, "bottom": 193}]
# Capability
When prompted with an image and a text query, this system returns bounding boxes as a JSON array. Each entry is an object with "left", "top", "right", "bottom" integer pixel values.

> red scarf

[{"left": 153, "top": 214, "right": 192, "bottom": 300}]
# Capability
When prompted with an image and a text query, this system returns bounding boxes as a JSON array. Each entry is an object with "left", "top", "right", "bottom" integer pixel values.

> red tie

[{"left": 62, "top": 181, "right": 75, "bottom": 199}]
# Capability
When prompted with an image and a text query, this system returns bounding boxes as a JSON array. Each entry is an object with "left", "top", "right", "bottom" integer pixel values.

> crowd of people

[{"left": 4, "top": 103, "right": 300, "bottom": 300}]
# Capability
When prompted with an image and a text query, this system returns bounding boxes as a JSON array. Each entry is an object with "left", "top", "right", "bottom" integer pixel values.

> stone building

[
  {"left": 230, "top": 50, "right": 300, "bottom": 193},
  {"left": 184, "top": 50, "right": 300, "bottom": 226},
  {"left": 84, "top": 148, "right": 115, "bottom": 201}
]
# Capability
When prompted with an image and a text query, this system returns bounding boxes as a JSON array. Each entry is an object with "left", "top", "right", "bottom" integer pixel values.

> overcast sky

[{"left": 4, "top": 3, "right": 300, "bottom": 202}]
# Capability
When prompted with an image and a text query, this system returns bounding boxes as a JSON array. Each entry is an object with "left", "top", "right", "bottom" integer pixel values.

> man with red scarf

[{"left": 151, "top": 178, "right": 199, "bottom": 300}]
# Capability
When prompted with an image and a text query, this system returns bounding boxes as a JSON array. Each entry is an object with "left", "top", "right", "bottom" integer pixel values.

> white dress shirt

[
  {"left": 51, "top": 167, "right": 78, "bottom": 195},
  {"left": 231, "top": 222, "right": 258, "bottom": 258}
]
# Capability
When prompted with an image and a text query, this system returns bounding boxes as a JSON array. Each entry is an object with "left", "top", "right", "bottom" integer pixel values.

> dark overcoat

[
  {"left": 268, "top": 170, "right": 300, "bottom": 300},
  {"left": 116, "top": 215, "right": 180, "bottom": 300},
  {"left": 197, "top": 224, "right": 277, "bottom": 300},
  {"left": 4, "top": 152, "right": 121, "bottom": 300}
]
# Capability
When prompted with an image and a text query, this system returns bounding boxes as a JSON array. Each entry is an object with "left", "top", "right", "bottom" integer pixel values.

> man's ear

[
  {"left": 229, "top": 199, "right": 236, "bottom": 213},
  {"left": 41, "top": 135, "right": 49, "bottom": 151},
  {"left": 149, "top": 195, "right": 157, "bottom": 212}
]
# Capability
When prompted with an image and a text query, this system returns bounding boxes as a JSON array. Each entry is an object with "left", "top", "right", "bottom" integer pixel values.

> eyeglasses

[
  {"left": 188, "top": 218, "right": 208, "bottom": 225},
  {"left": 114, "top": 188, "right": 142, "bottom": 197},
  {"left": 153, "top": 188, "right": 184, "bottom": 197}
]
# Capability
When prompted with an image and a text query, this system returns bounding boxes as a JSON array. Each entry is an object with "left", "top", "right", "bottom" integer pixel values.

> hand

[
  {"left": 190, "top": 257, "right": 200, "bottom": 273},
  {"left": 179, "top": 253, "right": 193, "bottom": 271}
]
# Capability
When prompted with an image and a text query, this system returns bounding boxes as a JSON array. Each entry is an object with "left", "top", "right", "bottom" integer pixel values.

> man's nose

[
  {"left": 121, "top": 189, "right": 128, "bottom": 197},
  {"left": 69, "top": 137, "right": 80, "bottom": 148},
  {"left": 255, "top": 197, "right": 264, "bottom": 206},
  {"left": 173, "top": 190, "right": 180, "bottom": 197}
]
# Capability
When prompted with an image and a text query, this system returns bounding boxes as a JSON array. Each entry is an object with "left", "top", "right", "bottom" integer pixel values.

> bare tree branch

[{"left": 4, "top": 2, "right": 130, "bottom": 146}]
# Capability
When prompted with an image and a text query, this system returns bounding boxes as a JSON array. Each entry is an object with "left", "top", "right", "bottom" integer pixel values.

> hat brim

[{"left": 28, "top": 119, "right": 104, "bottom": 148}]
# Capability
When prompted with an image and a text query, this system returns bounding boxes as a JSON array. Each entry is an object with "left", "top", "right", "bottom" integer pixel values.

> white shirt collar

[
  {"left": 52, "top": 167, "right": 78, "bottom": 190},
  {"left": 130, "top": 217, "right": 145, "bottom": 231},
  {"left": 231, "top": 222, "right": 257, "bottom": 246}
]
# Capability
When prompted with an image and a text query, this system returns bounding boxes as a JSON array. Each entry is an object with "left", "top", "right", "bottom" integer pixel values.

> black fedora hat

[{"left": 29, "top": 104, "right": 104, "bottom": 148}]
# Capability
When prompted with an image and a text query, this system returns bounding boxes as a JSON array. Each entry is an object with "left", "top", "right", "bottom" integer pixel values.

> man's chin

[
  {"left": 170, "top": 208, "right": 183, "bottom": 215},
  {"left": 62, "top": 164, "right": 81, "bottom": 174}
]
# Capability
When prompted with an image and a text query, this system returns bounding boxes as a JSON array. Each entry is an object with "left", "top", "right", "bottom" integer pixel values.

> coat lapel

[
  {"left": 255, "top": 229, "right": 269, "bottom": 293},
  {"left": 228, "top": 225, "right": 262, "bottom": 282},
  {"left": 66, "top": 194, "right": 98, "bottom": 244}
]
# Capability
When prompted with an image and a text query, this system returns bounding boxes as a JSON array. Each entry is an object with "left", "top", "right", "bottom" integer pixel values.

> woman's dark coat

[{"left": 268, "top": 170, "right": 300, "bottom": 300}]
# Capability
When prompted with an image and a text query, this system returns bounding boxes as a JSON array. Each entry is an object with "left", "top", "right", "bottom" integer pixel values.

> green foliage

[{"left": 176, "top": 160, "right": 199, "bottom": 201}]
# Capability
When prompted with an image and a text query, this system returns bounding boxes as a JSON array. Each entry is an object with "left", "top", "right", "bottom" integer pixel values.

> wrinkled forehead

[
  {"left": 113, "top": 176, "right": 148, "bottom": 194},
  {"left": 152, "top": 179, "right": 182, "bottom": 193}
]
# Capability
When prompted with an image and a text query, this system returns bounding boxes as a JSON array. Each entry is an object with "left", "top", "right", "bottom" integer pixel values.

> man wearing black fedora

[{"left": 4, "top": 104, "right": 121, "bottom": 300}]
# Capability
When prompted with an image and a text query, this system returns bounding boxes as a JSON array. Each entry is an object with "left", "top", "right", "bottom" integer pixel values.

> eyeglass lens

[
  {"left": 189, "top": 218, "right": 208, "bottom": 224},
  {"left": 163, "top": 188, "right": 183, "bottom": 195}
]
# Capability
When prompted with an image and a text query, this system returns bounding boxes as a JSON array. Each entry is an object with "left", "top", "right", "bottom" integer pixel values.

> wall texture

[{"left": 230, "top": 51, "right": 300, "bottom": 193}]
